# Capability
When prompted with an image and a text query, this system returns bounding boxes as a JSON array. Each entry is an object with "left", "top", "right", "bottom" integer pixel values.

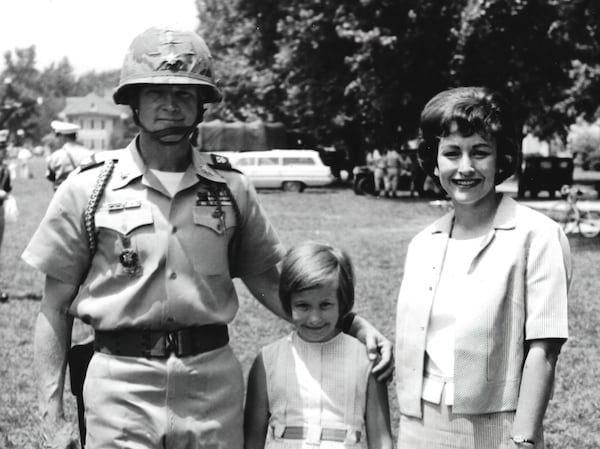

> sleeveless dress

[{"left": 261, "top": 332, "right": 371, "bottom": 449}]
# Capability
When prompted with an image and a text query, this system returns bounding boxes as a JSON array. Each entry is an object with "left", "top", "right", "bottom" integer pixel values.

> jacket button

[{"left": 170, "top": 272, "right": 177, "bottom": 279}]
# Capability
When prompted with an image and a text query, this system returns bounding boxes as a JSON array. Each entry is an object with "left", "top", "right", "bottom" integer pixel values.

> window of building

[
  {"left": 101, "top": 120, "right": 105, "bottom": 130},
  {"left": 91, "top": 120, "right": 94, "bottom": 129}
]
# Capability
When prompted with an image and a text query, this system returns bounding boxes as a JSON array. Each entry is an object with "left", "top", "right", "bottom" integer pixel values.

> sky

[{"left": 0, "top": 0, "right": 200, "bottom": 75}]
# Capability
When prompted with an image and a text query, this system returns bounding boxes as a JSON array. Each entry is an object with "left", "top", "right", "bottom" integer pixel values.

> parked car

[
  {"left": 219, "top": 149, "right": 335, "bottom": 192},
  {"left": 518, "top": 156, "right": 573, "bottom": 198}
]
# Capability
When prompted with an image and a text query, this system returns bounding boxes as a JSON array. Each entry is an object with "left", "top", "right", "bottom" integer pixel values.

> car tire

[
  {"left": 354, "top": 177, "right": 373, "bottom": 195},
  {"left": 282, "top": 181, "right": 304, "bottom": 192}
]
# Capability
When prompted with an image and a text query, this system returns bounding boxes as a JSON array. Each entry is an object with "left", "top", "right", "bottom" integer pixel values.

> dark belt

[
  {"left": 94, "top": 325, "right": 229, "bottom": 358},
  {"left": 281, "top": 426, "right": 361, "bottom": 443}
]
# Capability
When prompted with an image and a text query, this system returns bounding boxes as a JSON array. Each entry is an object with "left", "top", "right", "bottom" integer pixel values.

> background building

[{"left": 60, "top": 92, "right": 128, "bottom": 150}]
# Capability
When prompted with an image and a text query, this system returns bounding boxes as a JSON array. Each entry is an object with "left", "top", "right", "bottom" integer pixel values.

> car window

[
  {"left": 236, "top": 157, "right": 255, "bottom": 166},
  {"left": 258, "top": 157, "right": 279, "bottom": 166},
  {"left": 282, "top": 157, "right": 316, "bottom": 166}
]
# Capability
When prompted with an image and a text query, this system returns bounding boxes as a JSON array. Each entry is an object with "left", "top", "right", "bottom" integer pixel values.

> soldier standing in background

[{"left": 46, "top": 121, "right": 93, "bottom": 190}]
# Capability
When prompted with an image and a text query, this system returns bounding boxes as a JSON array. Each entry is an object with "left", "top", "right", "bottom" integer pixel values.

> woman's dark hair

[
  {"left": 417, "top": 86, "right": 519, "bottom": 185},
  {"left": 279, "top": 241, "right": 355, "bottom": 327}
]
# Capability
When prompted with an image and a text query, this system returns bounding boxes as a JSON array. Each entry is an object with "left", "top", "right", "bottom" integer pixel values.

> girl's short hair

[
  {"left": 279, "top": 241, "right": 355, "bottom": 325},
  {"left": 417, "top": 86, "right": 519, "bottom": 185}
]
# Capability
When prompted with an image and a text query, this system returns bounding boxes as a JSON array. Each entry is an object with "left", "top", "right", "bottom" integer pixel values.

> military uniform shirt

[{"left": 23, "top": 138, "right": 285, "bottom": 330}]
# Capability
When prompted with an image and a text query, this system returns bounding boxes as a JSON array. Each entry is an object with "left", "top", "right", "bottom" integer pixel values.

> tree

[
  {"left": 195, "top": 0, "right": 600, "bottom": 164},
  {"left": 0, "top": 46, "right": 43, "bottom": 141}
]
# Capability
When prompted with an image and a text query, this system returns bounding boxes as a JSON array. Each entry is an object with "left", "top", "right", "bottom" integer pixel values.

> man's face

[{"left": 137, "top": 84, "right": 200, "bottom": 135}]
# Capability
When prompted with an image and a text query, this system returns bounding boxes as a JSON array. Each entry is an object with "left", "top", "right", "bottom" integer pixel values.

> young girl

[{"left": 244, "top": 241, "right": 393, "bottom": 449}]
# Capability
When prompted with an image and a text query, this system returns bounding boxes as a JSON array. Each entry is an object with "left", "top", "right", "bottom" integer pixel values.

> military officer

[
  {"left": 24, "top": 26, "right": 392, "bottom": 449},
  {"left": 46, "top": 120, "right": 94, "bottom": 190}
]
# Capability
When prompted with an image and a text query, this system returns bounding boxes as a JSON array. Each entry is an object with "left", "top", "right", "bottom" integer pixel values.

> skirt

[
  {"left": 83, "top": 344, "right": 244, "bottom": 449},
  {"left": 398, "top": 398, "right": 543, "bottom": 449}
]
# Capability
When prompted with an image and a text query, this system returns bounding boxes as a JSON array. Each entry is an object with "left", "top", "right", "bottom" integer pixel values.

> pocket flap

[
  {"left": 95, "top": 205, "right": 153, "bottom": 235},
  {"left": 193, "top": 205, "right": 236, "bottom": 235}
]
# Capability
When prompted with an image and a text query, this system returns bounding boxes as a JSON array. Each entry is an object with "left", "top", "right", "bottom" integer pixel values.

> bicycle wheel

[
  {"left": 547, "top": 202, "right": 577, "bottom": 233},
  {"left": 578, "top": 209, "right": 600, "bottom": 238}
]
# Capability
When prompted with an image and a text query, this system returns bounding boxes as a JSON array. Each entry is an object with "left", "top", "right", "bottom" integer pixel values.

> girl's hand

[{"left": 0, "top": 190, "right": 7, "bottom": 200}]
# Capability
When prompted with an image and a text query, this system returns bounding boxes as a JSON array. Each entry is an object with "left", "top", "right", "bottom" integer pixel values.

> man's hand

[
  {"left": 365, "top": 328, "right": 394, "bottom": 382},
  {"left": 348, "top": 315, "right": 394, "bottom": 382}
]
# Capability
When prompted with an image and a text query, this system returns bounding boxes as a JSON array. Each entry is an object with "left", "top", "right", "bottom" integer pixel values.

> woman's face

[{"left": 437, "top": 124, "right": 497, "bottom": 208}]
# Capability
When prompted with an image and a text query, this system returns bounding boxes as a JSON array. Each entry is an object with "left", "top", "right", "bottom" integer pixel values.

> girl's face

[
  {"left": 290, "top": 278, "right": 340, "bottom": 343},
  {"left": 437, "top": 125, "right": 498, "bottom": 208}
]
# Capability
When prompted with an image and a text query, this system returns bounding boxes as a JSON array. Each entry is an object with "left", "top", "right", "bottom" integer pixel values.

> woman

[{"left": 395, "top": 87, "right": 571, "bottom": 449}]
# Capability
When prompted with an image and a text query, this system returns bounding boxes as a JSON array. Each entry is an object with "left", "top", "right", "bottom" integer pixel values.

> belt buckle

[{"left": 165, "top": 331, "right": 179, "bottom": 356}]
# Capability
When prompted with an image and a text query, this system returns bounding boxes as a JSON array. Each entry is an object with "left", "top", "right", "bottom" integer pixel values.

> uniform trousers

[
  {"left": 398, "top": 391, "right": 543, "bottom": 449},
  {"left": 84, "top": 344, "right": 244, "bottom": 449}
]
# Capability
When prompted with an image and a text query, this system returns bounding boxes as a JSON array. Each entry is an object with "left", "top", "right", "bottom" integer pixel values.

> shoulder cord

[{"left": 84, "top": 160, "right": 116, "bottom": 254}]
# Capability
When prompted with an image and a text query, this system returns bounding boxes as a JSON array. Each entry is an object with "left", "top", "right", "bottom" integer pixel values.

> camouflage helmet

[{"left": 113, "top": 26, "right": 222, "bottom": 106}]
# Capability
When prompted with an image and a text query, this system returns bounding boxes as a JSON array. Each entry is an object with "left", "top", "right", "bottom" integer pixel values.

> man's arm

[
  {"left": 243, "top": 354, "right": 270, "bottom": 449},
  {"left": 512, "top": 339, "right": 563, "bottom": 446},
  {"left": 34, "top": 275, "right": 78, "bottom": 445},
  {"left": 242, "top": 265, "right": 394, "bottom": 381},
  {"left": 241, "top": 264, "right": 288, "bottom": 321}
]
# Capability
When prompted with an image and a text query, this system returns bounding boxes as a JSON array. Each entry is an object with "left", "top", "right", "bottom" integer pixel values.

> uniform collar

[
  {"left": 430, "top": 193, "right": 517, "bottom": 235},
  {"left": 110, "top": 137, "right": 227, "bottom": 191},
  {"left": 110, "top": 138, "right": 145, "bottom": 190}
]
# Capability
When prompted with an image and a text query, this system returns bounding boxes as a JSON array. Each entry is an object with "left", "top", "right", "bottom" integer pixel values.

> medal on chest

[
  {"left": 118, "top": 234, "right": 142, "bottom": 277},
  {"left": 196, "top": 184, "right": 234, "bottom": 231}
]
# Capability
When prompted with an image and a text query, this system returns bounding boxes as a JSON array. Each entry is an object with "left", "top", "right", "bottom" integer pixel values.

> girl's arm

[
  {"left": 365, "top": 373, "right": 394, "bottom": 449},
  {"left": 512, "top": 339, "right": 563, "bottom": 445},
  {"left": 244, "top": 353, "right": 270, "bottom": 449}
]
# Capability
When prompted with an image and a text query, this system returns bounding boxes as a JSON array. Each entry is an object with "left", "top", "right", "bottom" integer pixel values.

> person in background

[
  {"left": 45, "top": 121, "right": 93, "bottom": 190},
  {"left": 384, "top": 148, "right": 401, "bottom": 198},
  {"left": 24, "top": 26, "right": 393, "bottom": 449},
  {"left": 395, "top": 86, "right": 571, "bottom": 449},
  {"left": 372, "top": 148, "right": 386, "bottom": 197},
  {"left": 397, "top": 151, "right": 415, "bottom": 196},
  {"left": 244, "top": 241, "right": 393, "bottom": 449},
  {"left": 0, "top": 129, "right": 12, "bottom": 302}
]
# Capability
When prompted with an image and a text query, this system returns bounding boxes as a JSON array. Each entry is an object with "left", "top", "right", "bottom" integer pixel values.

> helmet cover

[{"left": 113, "top": 26, "right": 222, "bottom": 105}]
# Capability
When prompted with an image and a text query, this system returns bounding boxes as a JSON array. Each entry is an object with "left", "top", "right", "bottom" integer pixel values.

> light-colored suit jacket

[{"left": 395, "top": 194, "right": 571, "bottom": 417}]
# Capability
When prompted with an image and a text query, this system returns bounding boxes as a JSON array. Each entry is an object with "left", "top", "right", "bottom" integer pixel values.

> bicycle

[{"left": 546, "top": 185, "right": 600, "bottom": 238}]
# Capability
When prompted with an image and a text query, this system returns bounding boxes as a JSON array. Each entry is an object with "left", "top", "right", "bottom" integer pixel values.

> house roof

[{"left": 62, "top": 92, "right": 127, "bottom": 118}]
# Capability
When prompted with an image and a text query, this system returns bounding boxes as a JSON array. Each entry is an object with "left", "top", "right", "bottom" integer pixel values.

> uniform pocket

[
  {"left": 188, "top": 206, "right": 238, "bottom": 275},
  {"left": 95, "top": 204, "right": 153, "bottom": 234},
  {"left": 192, "top": 205, "right": 237, "bottom": 235},
  {"left": 94, "top": 204, "right": 154, "bottom": 277}
]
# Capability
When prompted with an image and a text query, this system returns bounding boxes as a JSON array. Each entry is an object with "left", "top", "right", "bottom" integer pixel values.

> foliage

[
  {"left": 1, "top": 46, "right": 122, "bottom": 145},
  {"left": 567, "top": 118, "right": 600, "bottom": 155},
  {"left": 195, "top": 0, "right": 600, "bottom": 164}
]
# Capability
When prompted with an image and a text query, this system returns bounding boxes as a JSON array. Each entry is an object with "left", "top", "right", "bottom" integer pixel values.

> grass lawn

[{"left": 1, "top": 157, "right": 599, "bottom": 448}]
